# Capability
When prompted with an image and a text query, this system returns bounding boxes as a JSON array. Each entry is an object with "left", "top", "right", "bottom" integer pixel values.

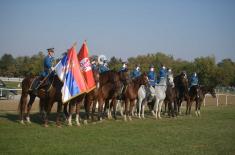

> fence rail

[
  {"left": 204, "top": 93, "right": 235, "bottom": 106},
  {"left": 0, "top": 77, "right": 23, "bottom": 82}
]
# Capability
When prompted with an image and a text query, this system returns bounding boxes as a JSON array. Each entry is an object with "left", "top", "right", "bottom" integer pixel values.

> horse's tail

[{"left": 18, "top": 77, "right": 31, "bottom": 120}]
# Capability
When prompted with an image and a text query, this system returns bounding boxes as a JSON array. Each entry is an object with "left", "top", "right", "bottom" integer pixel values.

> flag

[
  {"left": 55, "top": 46, "right": 87, "bottom": 103},
  {"left": 78, "top": 41, "right": 96, "bottom": 92}
]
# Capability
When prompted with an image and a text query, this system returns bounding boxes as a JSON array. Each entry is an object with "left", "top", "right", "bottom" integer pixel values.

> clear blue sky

[{"left": 0, "top": 0, "right": 234, "bottom": 62}]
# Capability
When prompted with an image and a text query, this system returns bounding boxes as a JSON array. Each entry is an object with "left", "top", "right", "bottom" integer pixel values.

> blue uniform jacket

[
  {"left": 99, "top": 64, "right": 110, "bottom": 73},
  {"left": 159, "top": 68, "right": 167, "bottom": 79},
  {"left": 119, "top": 67, "right": 128, "bottom": 72},
  {"left": 148, "top": 71, "right": 156, "bottom": 86},
  {"left": 42, "top": 55, "right": 54, "bottom": 77},
  {"left": 190, "top": 75, "right": 198, "bottom": 86},
  {"left": 131, "top": 69, "right": 141, "bottom": 79}
]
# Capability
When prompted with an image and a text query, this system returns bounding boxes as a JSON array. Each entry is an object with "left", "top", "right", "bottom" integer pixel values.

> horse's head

[
  {"left": 118, "top": 70, "right": 131, "bottom": 85},
  {"left": 208, "top": 86, "right": 216, "bottom": 98},
  {"left": 167, "top": 73, "right": 174, "bottom": 87},
  {"left": 137, "top": 72, "right": 149, "bottom": 85}
]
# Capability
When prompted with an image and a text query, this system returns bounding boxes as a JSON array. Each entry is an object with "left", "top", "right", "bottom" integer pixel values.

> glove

[{"left": 51, "top": 67, "right": 55, "bottom": 71}]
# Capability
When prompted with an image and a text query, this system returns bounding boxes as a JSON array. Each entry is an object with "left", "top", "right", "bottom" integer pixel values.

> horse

[
  {"left": 96, "top": 70, "right": 123, "bottom": 121},
  {"left": 137, "top": 85, "right": 155, "bottom": 119},
  {"left": 152, "top": 77, "right": 167, "bottom": 119},
  {"left": 18, "top": 74, "right": 63, "bottom": 127},
  {"left": 174, "top": 72, "right": 190, "bottom": 115},
  {"left": 189, "top": 85, "right": 216, "bottom": 116},
  {"left": 63, "top": 68, "right": 100, "bottom": 126},
  {"left": 122, "top": 73, "right": 149, "bottom": 121},
  {"left": 164, "top": 73, "right": 178, "bottom": 117}
]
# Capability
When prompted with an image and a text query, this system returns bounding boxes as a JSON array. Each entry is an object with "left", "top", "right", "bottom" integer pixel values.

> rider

[
  {"left": 190, "top": 72, "right": 199, "bottom": 87},
  {"left": 148, "top": 64, "right": 156, "bottom": 87},
  {"left": 119, "top": 62, "right": 128, "bottom": 72},
  {"left": 42, "top": 48, "right": 55, "bottom": 77},
  {"left": 31, "top": 48, "right": 55, "bottom": 95},
  {"left": 131, "top": 64, "right": 141, "bottom": 79},
  {"left": 158, "top": 64, "right": 167, "bottom": 83},
  {"left": 91, "top": 59, "right": 98, "bottom": 70},
  {"left": 98, "top": 59, "right": 109, "bottom": 73}
]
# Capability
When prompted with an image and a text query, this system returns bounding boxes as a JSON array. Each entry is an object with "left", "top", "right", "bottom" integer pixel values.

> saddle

[{"left": 29, "top": 75, "right": 53, "bottom": 96}]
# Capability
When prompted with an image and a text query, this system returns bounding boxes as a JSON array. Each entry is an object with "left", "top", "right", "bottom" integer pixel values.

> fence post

[
  {"left": 216, "top": 94, "right": 219, "bottom": 107},
  {"left": 226, "top": 95, "right": 228, "bottom": 106},
  {"left": 203, "top": 97, "right": 206, "bottom": 107}
]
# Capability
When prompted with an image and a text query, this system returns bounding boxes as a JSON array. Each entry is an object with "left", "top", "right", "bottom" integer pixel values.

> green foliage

[
  {"left": 0, "top": 106, "right": 235, "bottom": 154},
  {"left": 0, "top": 52, "right": 235, "bottom": 87}
]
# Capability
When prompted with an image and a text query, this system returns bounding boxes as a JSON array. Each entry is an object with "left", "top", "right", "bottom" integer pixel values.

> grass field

[{"left": 0, "top": 105, "right": 235, "bottom": 155}]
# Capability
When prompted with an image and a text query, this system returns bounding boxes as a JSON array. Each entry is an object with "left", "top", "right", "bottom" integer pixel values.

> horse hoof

[
  {"left": 68, "top": 123, "right": 72, "bottom": 126},
  {"left": 19, "top": 120, "right": 25, "bottom": 125},
  {"left": 77, "top": 124, "right": 81, "bottom": 127},
  {"left": 84, "top": 120, "right": 88, "bottom": 125},
  {"left": 44, "top": 124, "right": 49, "bottom": 128},
  {"left": 57, "top": 125, "right": 62, "bottom": 128}
]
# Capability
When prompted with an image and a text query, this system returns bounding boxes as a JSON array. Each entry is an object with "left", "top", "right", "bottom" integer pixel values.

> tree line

[{"left": 0, "top": 52, "right": 234, "bottom": 87}]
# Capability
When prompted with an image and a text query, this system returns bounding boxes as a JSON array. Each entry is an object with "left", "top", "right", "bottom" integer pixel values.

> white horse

[
  {"left": 152, "top": 77, "right": 168, "bottom": 119},
  {"left": 137, "top": 85, "right": 155, "bottom": 118}
]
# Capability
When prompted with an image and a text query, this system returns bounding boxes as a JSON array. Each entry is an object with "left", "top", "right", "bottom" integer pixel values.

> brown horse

[
  {"left": 96, "top": 70, "right": 124, "bottom": 121},
  {"left": 189, "top": 85, "right": 216, "bottom": 116},
  {"left": 63, "top": 68, "right": 100, "bottom": 126},
  {"left": 18, "top": 74, "right": 63, "bottom": 127},
  {"left": 174, "top": 71, "right": 190, "bottom": 115},
  {"left": 123, "top": 73, "right": 149, "bottom": 121}
]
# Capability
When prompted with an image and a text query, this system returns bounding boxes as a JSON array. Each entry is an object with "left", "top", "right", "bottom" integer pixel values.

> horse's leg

[
  {"left": 141, "top": 100, "right": 146, "bottom": 119},
  {"left": 197, "top": 101, "right": 202, "bottom": 116},
  {"left": 186, "top": 98, "right": 191, "bottom": 115},
  {"left": 112, "top": 99, "right": 117, "bottom": 120},
  {"left": 154, "top": 98, "right": 160, "bottom": 119},
  {"left": 123, "top": 99, "right": 128, "bottom": 121},
  {"left": 158, "top": 100, "right": 164, "bottom": 119},
  {"left": 138, "top": 98, "right": 142, "bottom": 118},
  {"left": 19, "top": 92, "right": 28, "bottom": 124},
  {"left": 63, "top": 103, "right": 69, "bottom": 120},
  {"left": 178, "top": 99, "right": 182, "bottom": 115},
  {"left": 164, "top": 101, "right": 168, "bottom": 116},
  {"left": 75, "top": 103, "right": 81, "bottom": 127},
  {"left": 98, "top": 98, "right": 104, "bottom": 121},
  {"left": 128, "top": 100, "right": 135, "bottom": 121},
  {"left": 84, "top": 97, "right": 90, "bottom": 125},
  {"left": 56, "top": 101, "right": 62, "bottom": 127},
  {"left": 68, "top": 101, "right": 75, "bottom": 126},
  {"left": 91, "top": 100, "right": 97, "bottom": 121},
  {"left": 25, "top": 95, "right": 36, "bottom": 124},
  {"left": 43, "top": 99, "right": 54, "bottom": 127}
]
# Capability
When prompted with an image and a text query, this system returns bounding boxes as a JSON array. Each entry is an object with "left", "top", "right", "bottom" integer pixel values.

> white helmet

[{"left": 98, "top": 55, "right": 107, "bottom": 65}]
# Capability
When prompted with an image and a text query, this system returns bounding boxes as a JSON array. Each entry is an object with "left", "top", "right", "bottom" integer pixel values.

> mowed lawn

[{"left": 0, "top": 105, "right": 235, "bottom": 155}]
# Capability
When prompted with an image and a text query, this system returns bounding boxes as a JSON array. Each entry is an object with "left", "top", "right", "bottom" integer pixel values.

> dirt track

[{"left": 0, "top": 94, "right": 234, "bottom": 113}]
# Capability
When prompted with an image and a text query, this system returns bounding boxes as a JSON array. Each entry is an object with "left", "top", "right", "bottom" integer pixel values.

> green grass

[
  {"left": 0, "top": 106, "right": 235, "bottom": 155},
  {"left": 3, "top": 81, "right": 20, "bottom": 88}
]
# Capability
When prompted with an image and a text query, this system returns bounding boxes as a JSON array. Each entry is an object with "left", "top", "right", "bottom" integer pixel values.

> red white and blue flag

[
  {"left": 78, "top": 41, "right": 96, "bottom": 92},
  {"left": 55, "top": 46, "right": 88, "bottom": 103}
]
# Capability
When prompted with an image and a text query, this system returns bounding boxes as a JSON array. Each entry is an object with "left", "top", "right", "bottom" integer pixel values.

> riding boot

[{"left": 145, "top": 85, "right": 153, "bottom": 102}]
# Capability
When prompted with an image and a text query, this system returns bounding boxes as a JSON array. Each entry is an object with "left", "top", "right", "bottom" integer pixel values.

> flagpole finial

[{"left": 72, "top": 42, "right": 77, "bottom": 48}]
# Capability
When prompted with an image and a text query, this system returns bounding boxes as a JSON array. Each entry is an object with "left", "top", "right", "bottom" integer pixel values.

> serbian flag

[
  {"left": 77, "top": 41, "right": 96, "bottom": 92},
  {"left": 55, "top": 46, "right": 88, "bottom": 103}
]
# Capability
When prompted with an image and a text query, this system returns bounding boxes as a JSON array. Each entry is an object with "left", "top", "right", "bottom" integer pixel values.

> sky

[{"left": 0, "top": 0, "right": 235, "bottom": 62}]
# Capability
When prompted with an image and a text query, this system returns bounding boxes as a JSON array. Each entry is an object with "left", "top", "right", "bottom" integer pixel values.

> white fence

[
  {"left": 0, "top": 77, "right": 23, "bottom": 82},
  {"left": 204, "top": 93, "right": 235, "bottom": 107}
]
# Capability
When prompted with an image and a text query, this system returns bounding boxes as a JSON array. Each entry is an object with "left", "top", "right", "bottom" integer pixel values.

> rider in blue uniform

[
  {"left": 148, "top": 64, "right": 156, "bottom": 87},
  {"left": 131, "top": 64, "right": 141, "bottom": 79},
  {"left": 190, "top": 72, "right": 199, "bottom": 87},
  {"left": 119, "top": 62, "right": 128, "bottom": 72},
  {"left": 158, "top": 64, "right": 167, "bottom": 83},
  {"left": 98, "top": 60, "right": 110, "bottom": 73},
  {"left": 31, "top": 48, "right": 55, "bottom": 95},
  {"left": 42, "top": 48, "right": 55, "bottom": 77}
]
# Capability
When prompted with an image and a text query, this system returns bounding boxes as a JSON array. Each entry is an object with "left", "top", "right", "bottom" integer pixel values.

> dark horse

[
  {"left": 96, "top": 70, "right": 130, "bottom": 121},
  {"left": 174, "top": 72, "right": 190, "bottom": 115},
  {"left": 123, "top": 73, "right": 149, "bottom": 121},
  {"left": 189, "top": 85, "right": 216, "bottom": 116},
  {"left": 18, "top": 74, "right": 63, "bottom": 127},
  {"left": 164, "top": 73, "right": 178, "bottom": 117}
]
